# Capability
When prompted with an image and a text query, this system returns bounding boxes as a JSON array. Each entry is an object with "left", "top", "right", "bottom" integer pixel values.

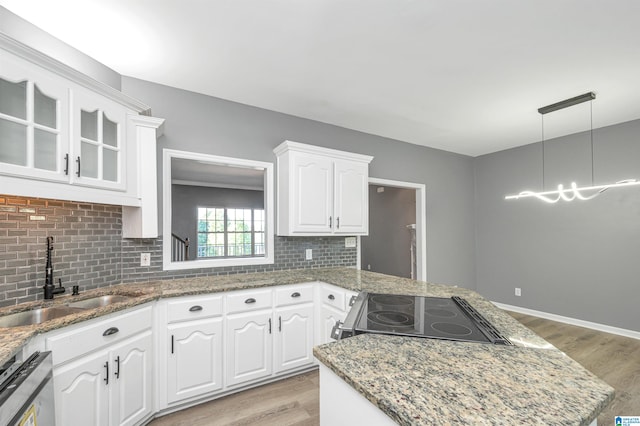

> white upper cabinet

[
  {"left": 0, "top": 34, "right": 164, "bottom": 218},
  {"left": 71, "top": 89, "right": 127, "bottom": 191},
  {"left": 0, "top": 52, "right": 69, "bottom": 182},
  {"left": 274, "top": 141, "right": 373, "bottom": 236}
]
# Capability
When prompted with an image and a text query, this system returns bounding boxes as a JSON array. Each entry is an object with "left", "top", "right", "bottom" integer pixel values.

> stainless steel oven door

[{"left": 330, "top": 291, "right": 368, "bottom": 340}]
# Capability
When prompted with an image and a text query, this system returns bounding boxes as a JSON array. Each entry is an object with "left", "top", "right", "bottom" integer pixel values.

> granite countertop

[{"left": 0, "top": 268, "right": 614, "bottom": 424}]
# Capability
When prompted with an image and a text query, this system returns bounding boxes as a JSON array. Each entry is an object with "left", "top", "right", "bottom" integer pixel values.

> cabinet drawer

[
  {"left": 275, "top": 284, "right": 314, "bottom": 307},
  {"left": 46, "top": 305, "right": 152, "bottom": 366},
  {"left": 320, "top": 285, "right": 346, "bottom": 311},
  {"left": 166, "top": 294, "right": 223, "bottom": 323},
  {"left": 226, "top": 289, "right": 273, "bottom": 314}
]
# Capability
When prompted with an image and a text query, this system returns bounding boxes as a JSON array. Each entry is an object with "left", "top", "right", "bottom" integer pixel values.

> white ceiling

[{"left": 3, "top": 0, "right": 640, "bottom": 157}]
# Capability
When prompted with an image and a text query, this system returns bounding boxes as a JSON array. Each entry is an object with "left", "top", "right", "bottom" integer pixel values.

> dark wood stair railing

[{"left": 171, "top": 234, "right": 189, "bottom": 261}]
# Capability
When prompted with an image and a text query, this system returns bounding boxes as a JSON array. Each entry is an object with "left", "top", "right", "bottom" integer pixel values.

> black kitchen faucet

[{"left": 43, "top": 236, "right": 66, "bottom": 299}]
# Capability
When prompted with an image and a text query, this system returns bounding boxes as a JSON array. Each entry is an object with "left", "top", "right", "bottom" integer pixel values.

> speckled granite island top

[
  {"left": 314, "top": 335, "right": 613, "bottom": 425},
  {"left": 0, "top": 268, "right": 614, "bottom": 424}
]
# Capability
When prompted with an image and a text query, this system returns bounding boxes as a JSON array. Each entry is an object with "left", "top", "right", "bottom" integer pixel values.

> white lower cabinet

[
  {"left": 47, "top": 305, "right": 153, "bottom": 426},
  {"left": 166, "top": 318, "right": 223, "bottom": 404},
  {"left": 274, "top": 304, "right": 315, "bottom": 373},
  {"left": 316, "top": 284, "right": 357, "bottom": 345},
  {"left": 111, "top": 332, "right": 154, "bottom": 426},
  {"left": 319, "top": 304, "right": 346, "bottom": 346},
  {"left": 54, "top": 347, "right": 109, "bottom": 426},
  {"left": 53, "top": 330, "right": 153, "bottom": 426},
  {"left": 44, "top": 282, "right": 350, "bottom": 424},
  {"left": 225, "top": 310, "right": 274, "bottom": 387}
]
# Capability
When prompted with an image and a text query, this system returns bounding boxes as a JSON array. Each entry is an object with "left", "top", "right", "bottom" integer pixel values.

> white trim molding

[
  {"left": 0, "top": 32, "right": 151, "bottom": 114},
  {"left": 493, "top": 302, "right": 640, "bottom": 341},
  {"left": 162, "top": 149, "right": 275, "bottom": 271}
]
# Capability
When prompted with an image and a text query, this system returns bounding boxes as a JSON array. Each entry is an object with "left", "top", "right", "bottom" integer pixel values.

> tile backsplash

[{"left": 0, "top": 195, "right": 356, "bottom": 307}]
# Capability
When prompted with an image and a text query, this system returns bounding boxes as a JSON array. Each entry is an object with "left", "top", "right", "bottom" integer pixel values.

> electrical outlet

[
  {"left": 344, "top": 237, "right": 357, "bottom": 248},
  {"left": 140, "top": 253, "right": 151, "bottom": 267},
  {"left": 515, "top": 287, "right": 521, "bottom": 297},
  {"left": 305, "top": 249, "right": 312, "bottom": 260}
]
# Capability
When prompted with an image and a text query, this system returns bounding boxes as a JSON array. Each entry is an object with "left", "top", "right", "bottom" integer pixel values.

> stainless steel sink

[
  {"left": 0, "top": 306, "right": 86, "bottom": 328},
  {"left": 67, "top": 295, "right": 133, "bottom": 309}
]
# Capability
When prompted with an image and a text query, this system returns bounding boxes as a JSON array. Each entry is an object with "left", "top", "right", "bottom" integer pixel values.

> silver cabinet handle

[
  {"left": 291, "top": 292, "right": 301, "bottom": 298},
  {"left": 278, "top": 316, "right": 282, "bottom": 332},
  {"left": 337, "top": 217, "right": 340, "bottom": 229},
  {"left": 268, "top": 318, "right": 272, "bottom": 334},
  {"left": 76, "top": 156, "right": 81, "bottom": 177},
  {"left": 189, "top": 305, "right": 203, "bottom": 312},
  {"left": 329, "top": 216, "right": 332, "bottom": 228},
  {"left": 245, "top": 298, "right": 256, "bottom": 304},
  {"left": 328, "top": 294, "right": 335, "bottom": 300},
  {"left": 104, "top": 361, "right": 109, "bottom": 385}
]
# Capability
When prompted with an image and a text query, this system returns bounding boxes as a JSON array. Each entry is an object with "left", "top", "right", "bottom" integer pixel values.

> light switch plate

[
  {"left": 305, "top": 249, "right": 312, "bottom": 260},
  {"left": 140, "top": 253, "right": 151, "bottom": 267},
  {"left": 344, "top": 237, "right": 357, "bottom": 248}
]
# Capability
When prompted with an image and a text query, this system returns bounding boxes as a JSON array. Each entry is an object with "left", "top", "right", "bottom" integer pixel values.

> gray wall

[
  {"left": 171, "top": 184, "right": 264, "bottom": 250},
  {"left": 474, "top": 120, "right": 640, "bottom": 331},
  {"left": 121, "top": 77, "right": 478, "bottom": 289},
  {"left": 0, "top": 7, "right": 121, "bottom": 90},
  {"left": 361, "top": 186, "right": 416, "bottom": 278}
]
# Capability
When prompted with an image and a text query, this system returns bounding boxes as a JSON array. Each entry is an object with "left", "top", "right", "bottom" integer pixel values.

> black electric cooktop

[{"left": 347, "top": 292, "right": 511, "bottom": 345}]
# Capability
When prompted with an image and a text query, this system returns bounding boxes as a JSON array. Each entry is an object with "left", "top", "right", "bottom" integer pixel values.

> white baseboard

[{"left": 492, "top": 301, "right": 640, "bottom": 341}]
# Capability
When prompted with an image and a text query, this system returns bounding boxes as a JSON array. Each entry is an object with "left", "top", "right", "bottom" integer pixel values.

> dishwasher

[{"left": 0, "top": 351, "right": 55, "bottom": 426}]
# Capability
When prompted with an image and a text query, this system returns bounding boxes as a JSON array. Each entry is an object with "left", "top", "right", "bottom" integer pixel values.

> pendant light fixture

[{"left": 505, "top": 91, "right": 640, "bottom": 203}]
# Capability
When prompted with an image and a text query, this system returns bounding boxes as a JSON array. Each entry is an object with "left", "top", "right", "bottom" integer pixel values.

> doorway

[{"left": 360, "top": 178, "right": 426, "bottom": 281}]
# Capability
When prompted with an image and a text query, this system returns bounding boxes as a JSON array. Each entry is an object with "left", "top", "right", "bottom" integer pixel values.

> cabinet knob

[
  {"left": 189, "top": 305, "right": 203, "bottom": 312},
  {"left": 328, "top": 294, "right": 335, "bottom": 301},
  {"left": 245, "top": 298, "right": 256, "bottom": 304},
  {"left": 103, "top": 327, "right": 119, "bottom": 336},
  {"left": 291, "top": 292, "right": 301, "bottom": 298}
]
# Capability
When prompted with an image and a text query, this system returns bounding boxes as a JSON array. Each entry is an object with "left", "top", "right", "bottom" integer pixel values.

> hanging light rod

[{"left": 538, "top": 92, "right": 596, "bottom": 115}]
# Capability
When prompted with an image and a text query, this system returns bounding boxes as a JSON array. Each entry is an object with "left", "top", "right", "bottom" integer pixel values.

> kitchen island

[{"left": 0, "top": 268, "right": 614, "bottom": 425}]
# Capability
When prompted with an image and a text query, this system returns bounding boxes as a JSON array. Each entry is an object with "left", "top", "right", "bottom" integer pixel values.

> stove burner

[
  {"left": 431, "top": 322, "right": 473, "bottom": 336},
  {"left": 425, "top": 308, "right": 457, "bottom": 318},
  {"left": 369, "top": 294, "right": 414, "bottom": 309},
  {"left": 367, "top": 310, "right": 414, "bottom": 327}
]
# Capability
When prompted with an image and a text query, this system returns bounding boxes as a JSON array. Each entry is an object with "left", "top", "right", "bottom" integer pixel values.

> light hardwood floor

[
  {"left": 148, "top": 314, "right": 639, "bottom": 425},
  {"left": 508, "top": 312, "right": 640, "bottom": 424}
]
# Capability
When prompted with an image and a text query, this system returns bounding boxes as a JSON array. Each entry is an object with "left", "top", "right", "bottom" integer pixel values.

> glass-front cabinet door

[
  {"left": 0, "top": 55, "right": 69, "bottom": 182},
  {"left": 71, "top": 89, "right": 127, "bottom": 191}
]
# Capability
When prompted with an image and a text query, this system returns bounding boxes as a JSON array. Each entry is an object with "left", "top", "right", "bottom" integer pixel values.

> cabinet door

[
  {"left": 53, "top": 349, "right": 109, "bottom": 426},
  {"left": 274, "top": 304, "right": 315, "bottom": 374},
  {"left": 291, "top": 152, "right": 333, "bottom": 233},
  {"left": 111, "top": 331, "right": 153, "bottom": 426},
  {"left": 334, "top": 159, "right": 369, "bottom": 234},
  {"left": 319, "top": 304, "right": 347, "bottom": 346},
  {"left": 226, "top": 310, "right": 273, "bottom": 387},
  {"left": 71, "top": 88, "right": 127, "bottom": 191},
  {"left": 0, "top": 51, "right": 69, "bottom": 182},
  {"left": 167, "top": 318, "right": 223, "bottom": 404}
]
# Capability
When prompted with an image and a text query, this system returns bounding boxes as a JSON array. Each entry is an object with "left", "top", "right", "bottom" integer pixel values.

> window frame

[
  {"left": 162, "top": 149, "right": 274, "bottom": 270},
  {"left": 196, "top": 206, "right": 265, "bottom": 258}
]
